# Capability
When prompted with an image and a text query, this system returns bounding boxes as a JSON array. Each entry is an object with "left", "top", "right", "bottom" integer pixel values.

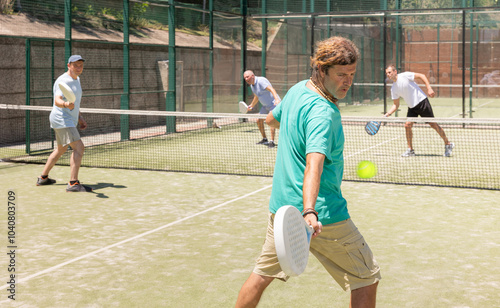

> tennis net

[{"left": 1, "top": 104, "right": 499, "bottom": 190}]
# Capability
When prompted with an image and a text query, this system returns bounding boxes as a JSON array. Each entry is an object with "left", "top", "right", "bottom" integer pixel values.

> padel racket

[
  {"left": 239, "top": 101, "right": 249, "bottom": 114},
  {"left": 274, "top": 205, "right": 321, "bottom": 276},
  {"left": 58, "top": 82, "right": 76, "bottom": 103},
  {"left": 365, "top": 121, "right": 381, "bottom": 136}
]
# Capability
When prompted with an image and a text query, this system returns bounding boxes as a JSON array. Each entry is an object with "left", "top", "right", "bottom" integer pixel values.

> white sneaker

[
  {"left": 401, "top": 148, "right": 415, "bottom": 157},
  {"left": 444, "top": 143, "right": 455, "bottom": 157}
]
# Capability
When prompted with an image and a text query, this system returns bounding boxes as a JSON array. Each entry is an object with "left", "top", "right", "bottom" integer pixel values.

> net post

[
  {"left": 310, "top": 16, "right": 315, "bottom": 57},
  {"left": 166, "top": 91, "right": 176, "bottom": 133},
  {"left": 240, "top": 0, "right": 247, "bottom": 103},
  {"left": 121, "top": 0, "right": 130, "bottom": 141},
  {"left": 261, "top": 4, "right": 267, "bottom": 77},
  {"left": 166, "top": 0, "right": 177, "bottom": 133},
  {"left": 383, "top": 13, "right": 387, "bottom": 114},
  {"left": 120, "top": 95, "right": 130, "bottom": 141},
  {"left": 206, "top": 0, "right": 214, "bottom": 127},
  {"left": 359, "top": 38, "right": 365, "bottom": 103},
  {"left": 394, "top": 2, "right": 402, "bottom": 118},
  {"left": 468, "top": 11, "right": 474, "bottom": 119},
  {"left": 25, "top": 38, "right": 31, "bottom": 155},
  {"left": 461, "top": 10, "right": 466, "bottom": 120},
  {"left": 64, "top": 0, "right": 71, "bottom": 61},
  {"left": 51, "top": 41, "right": 55, "bottom": 149}
]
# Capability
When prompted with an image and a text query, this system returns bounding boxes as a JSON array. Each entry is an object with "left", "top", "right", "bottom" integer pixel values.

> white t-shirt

[
  {"left": 50, "top": 73, "right": 83, "bottom": 128},
  {"left": 390, "top": 72, "right": 427, "bottom": 108}
]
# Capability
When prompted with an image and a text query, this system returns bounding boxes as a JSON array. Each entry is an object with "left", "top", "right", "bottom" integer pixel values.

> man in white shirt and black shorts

[{"left": 384, "top": 65, "right": 455, "bottom": 157}]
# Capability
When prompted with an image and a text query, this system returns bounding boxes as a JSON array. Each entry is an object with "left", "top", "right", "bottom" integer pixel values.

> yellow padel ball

[{"left": 357, "top": 161, "right": 377, "bottom": 179}]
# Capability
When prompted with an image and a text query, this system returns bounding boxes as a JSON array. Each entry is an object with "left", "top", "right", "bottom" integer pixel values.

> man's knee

[
  {"left": 245, "top": 273, "right": 274, "bottom": 293},
  {"left": 404, "top": 122, "right": 413, "bottom": 129},
  {"left": 70, "top": 141, "right": 85, "bottom": 155},
  {"left": 428, "top": 122, "right": 440, "bottom": 130},
  {"left": 58, "top": 145, "right": 68, "bottom": 152}
]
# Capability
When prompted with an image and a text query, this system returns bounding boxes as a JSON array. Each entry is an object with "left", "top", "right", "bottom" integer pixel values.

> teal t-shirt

[{"left": 269, "top": 80, "right": 349, "bottom": 225}]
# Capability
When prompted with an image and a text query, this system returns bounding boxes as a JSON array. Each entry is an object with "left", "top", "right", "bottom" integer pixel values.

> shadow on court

[
  {"left": 49, "top": 182, "right": 127, "bottom": 198},
  {"left": 89, "top": 182, "right": 127, "bottom": 198}
]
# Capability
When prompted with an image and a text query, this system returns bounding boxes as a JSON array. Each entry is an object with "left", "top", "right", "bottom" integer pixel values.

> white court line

[
  {"left": 450, "top": 99, "right": 496, "bottom": 118},
  {"left": 345, "top": 136, "right": 402, "bottom": 159},
  {"left": 0, "top": 184, "right": 273, "bottom": 290}
]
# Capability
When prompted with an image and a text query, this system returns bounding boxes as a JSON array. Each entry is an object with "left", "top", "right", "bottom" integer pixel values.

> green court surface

[
  {"left": 339, "top": 97, "right": 500, "bottom": 118},
  {"left": 0, "top": 162, "right": 499, "bottom": 307}
]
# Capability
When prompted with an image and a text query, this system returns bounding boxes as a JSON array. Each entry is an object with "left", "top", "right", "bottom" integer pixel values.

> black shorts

[{"left": 407, "top": 98, "right": 435, "bottom": 118}]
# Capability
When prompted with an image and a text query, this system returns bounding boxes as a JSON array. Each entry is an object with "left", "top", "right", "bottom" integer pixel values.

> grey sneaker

[
  {"left": 401, "top": 148, "right": 415, "bottom": 157},
  {"left": 66, "top": 182, "right": 93, "bottom": 192},
  {"left": 256, "top": 138, "right": 269, "bottom": 145},
  {"left": 267, "top": 141, "right": 276, "bottom": 148},
  {"left": 444, "top": 143, "right": 455, "bottom": 157},
  {"left": 36, "top": 177, "right": 56, "bottom": 186}
]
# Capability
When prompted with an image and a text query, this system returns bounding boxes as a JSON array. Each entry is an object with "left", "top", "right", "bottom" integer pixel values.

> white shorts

[{"left": 53, "top": 127, "right": 81, "bottom": 147}]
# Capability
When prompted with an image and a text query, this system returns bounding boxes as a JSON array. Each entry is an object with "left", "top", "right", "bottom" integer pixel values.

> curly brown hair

[
  {"left": 310, "top": 36, "right": 360, "bottom": 80},
  {"left": 307, "top": 36, "right": 359, "bottom": 104}
]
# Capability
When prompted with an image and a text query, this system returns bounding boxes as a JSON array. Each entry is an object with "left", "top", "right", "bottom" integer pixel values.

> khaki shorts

[
  {"left": 253, "top": 213, "right": 381, "bottom": 291},
  {"left": 54, "top": 127, "right": 81, "bottom": 147}
]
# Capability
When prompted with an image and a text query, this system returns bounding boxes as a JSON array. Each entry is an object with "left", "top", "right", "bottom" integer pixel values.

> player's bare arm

[
  {"left": 55, "top": 95, "right": 65, "bottom": 108},
  {"left": 303, "top": 152, "right": 324, "bottom": 237},
  {"left": 265, "top": 112, "right": 280, "bottom": 129},
  {"left": 55, "top": 95, "right": 74, "bottom": 110},
  {"left": 385, "top": 98, "right": 400, "bottom": 117},
  {"left": 265, "top": 85, "right": 281, "bottom": 105},
  {"left": 414, "top": 72, "right": 435, "bottom": 98},
  {"left": 248, "top": 95, "right": 259, "bottom": 110}
]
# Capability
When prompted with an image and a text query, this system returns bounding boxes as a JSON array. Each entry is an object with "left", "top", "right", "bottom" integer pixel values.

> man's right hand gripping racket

[{"left": 274, "top": 205, "right": 322, "bottom": 276}]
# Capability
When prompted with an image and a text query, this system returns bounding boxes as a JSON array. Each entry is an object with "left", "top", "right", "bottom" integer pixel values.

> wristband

[{"left": 302, "top": 208, "right": 319, "bottom": 221}]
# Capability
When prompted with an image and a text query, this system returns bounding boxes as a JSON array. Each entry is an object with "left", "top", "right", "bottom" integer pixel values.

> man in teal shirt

[
  {"left": 236, "top": 37, "right": 381, "bottom": 308},
  {"left": 268, "top": 79, "right": 349, "bottom": 225}
]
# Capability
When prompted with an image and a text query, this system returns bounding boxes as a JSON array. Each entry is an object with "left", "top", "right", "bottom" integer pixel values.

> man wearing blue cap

[{"left": 36, "top": 55, "right": 92, "bottom": 192}]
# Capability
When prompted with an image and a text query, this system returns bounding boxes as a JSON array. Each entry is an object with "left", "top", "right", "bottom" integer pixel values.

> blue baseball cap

[{"left": 68, "top": 55, "right": 85, "bottom": 64}]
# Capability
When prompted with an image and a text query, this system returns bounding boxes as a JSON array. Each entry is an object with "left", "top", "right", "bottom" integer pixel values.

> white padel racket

[
  {"left": 239, "top": 101, "right": 249, "bottom": 114},
  {"left": 274, "top": 205, "right": 321, "bottom": 276},
  {"left": 58, "top": 82, "right": 76, "bottom": 103}
]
